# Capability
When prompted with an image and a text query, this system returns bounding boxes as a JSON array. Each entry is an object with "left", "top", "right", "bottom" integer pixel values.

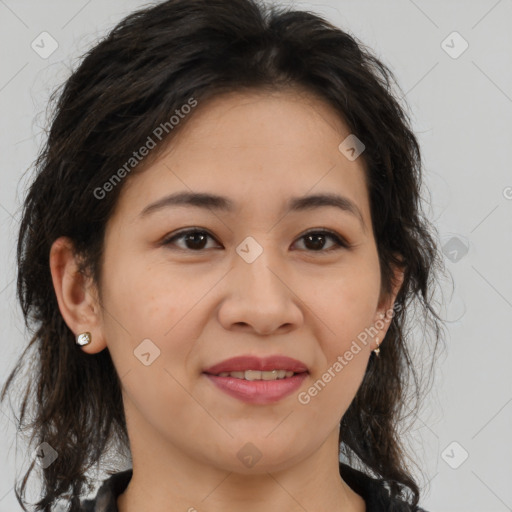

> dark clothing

[{"left": 79, "top": 463, "right": 428, "bottom": 511}]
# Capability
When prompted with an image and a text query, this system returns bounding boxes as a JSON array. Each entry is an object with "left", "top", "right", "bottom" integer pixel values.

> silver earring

[
  {"left": 76, "top": 332, "right": 92, "bottom": 346},
  {"left": 373, "top": 337, "right": 380, "bottom": 357}
]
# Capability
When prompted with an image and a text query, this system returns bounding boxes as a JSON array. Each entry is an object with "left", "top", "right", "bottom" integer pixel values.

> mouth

[{"left": 202, "top": 355, "right": 309, "bottom": 404}]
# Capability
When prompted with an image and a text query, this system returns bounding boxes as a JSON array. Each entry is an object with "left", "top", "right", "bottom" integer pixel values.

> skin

[{"left": 50, "top": 88, "right": 403, "bottom": 512}]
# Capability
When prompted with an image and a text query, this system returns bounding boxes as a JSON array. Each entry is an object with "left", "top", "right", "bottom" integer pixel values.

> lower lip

[{"left": 203, "top": 373, "right": 308, "bottom": 404}]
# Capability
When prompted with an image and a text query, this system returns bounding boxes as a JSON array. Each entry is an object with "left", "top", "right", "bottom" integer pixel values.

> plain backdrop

[{"left": 0, "top": 1, "right": 511, "bottom": 511}]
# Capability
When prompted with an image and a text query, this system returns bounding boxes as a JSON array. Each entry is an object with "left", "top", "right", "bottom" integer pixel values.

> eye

[
  {"left": 162, "top": 228, "right": 221, "bottom": 251},
  {"left": 161, "top": 228, "right": 351, "bottom": 252},
  {"left": 292, "top": 229, "right": 350, "bottom": 252}
]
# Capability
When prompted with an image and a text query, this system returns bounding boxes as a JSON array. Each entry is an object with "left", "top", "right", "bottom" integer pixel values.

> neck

[{"left": 117, "top": 428, "right": 365, "bottom": 512}]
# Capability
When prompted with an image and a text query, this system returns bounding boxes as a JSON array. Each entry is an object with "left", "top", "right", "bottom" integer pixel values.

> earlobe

[{"left": 49, "top": 236, "right": 107, "bottom": 354}]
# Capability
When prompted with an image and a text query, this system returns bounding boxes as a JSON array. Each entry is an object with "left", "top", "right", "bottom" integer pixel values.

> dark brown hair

[{"left": 1, "top": 0, "right": 447, "bottom": 510}]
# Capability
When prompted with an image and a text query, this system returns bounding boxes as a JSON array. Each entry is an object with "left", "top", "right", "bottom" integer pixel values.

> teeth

[{"left": 217, "top": 370, "right": 295, "bottom": 380}]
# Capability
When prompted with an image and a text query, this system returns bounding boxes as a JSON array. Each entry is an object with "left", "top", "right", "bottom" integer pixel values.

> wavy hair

[{"left": 1, "top": 0, "right": 447, "bottom": 510}]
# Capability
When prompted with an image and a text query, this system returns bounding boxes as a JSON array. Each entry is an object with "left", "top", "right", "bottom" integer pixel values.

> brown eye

[
  {"left": 162, "top": 229, "right": 220, "bottom": 251},
  {"left": 293, "top": 230, "right": 349, "bottom": 252}
]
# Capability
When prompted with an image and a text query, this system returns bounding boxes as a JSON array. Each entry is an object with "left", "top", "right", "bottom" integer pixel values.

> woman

[{"left": 1, "top": 0, "right": 446, "bottom": 510}]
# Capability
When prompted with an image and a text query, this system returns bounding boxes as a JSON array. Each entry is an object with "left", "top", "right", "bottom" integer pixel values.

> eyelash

[{"left": 161, "top": 227, "right": 351, "bottom": 254}]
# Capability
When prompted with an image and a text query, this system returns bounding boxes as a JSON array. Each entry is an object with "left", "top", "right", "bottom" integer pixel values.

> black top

[{"left": 79, "top": 463, "right": 428, "bottom": 511}]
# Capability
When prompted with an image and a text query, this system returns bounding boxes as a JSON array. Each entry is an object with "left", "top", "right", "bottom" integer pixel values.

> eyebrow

[{"left": 138, "top": 191, "right": 366, "bottom": 231}]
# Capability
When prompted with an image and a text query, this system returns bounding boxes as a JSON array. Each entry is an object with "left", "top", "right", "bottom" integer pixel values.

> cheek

[
  {"left": 312, "top": 262, "right": 381, "bottom": 347},
  {"left": 103, "top": 262, "right": 210, "bottom": 376},
  {"left": 102, "top": 251, "right": 179, "bottom": 329},
  {"left": 297, "top": 354, "right": 368, "bottom": 434}
]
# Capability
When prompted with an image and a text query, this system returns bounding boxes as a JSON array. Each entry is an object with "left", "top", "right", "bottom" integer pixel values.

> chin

[{"left": 203, "top": 442, "right": 307, "bottom": 475}]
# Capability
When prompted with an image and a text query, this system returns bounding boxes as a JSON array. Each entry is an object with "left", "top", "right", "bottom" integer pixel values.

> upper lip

[{"left": 203, "top": 355, "right": 309, "bottom": 375}]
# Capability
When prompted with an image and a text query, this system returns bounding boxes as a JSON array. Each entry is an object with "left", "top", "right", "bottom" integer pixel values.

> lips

[
  {"left": 203, "top": 355, "right": 309, "bottom": 375},
  {"left": 202, "top": 355, "right": 309, "bottom": 404}
]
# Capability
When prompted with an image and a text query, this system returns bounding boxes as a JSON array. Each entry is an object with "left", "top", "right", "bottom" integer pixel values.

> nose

[{"left": 217, "top": 244, "right": 303, "bottom": 336}]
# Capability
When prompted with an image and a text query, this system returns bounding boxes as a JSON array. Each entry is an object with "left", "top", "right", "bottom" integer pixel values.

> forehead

[
  {"left": 170, "top": 88, "right": 351, "bottom": 153},
  {"left": 113, "top": 88, "right": 371, "bottom": 230}
]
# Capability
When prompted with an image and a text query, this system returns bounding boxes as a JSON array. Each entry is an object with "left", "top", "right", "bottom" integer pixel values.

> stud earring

[
  {"left": 76, "top": 332, "right": 92, "bottom": 346},
  {"left": 373, "top": 337, "right": 380, "bottom": 357}
]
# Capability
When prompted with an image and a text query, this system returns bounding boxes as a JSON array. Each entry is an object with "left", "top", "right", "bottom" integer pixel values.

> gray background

[{"left": 1, "top": 0, "right": 511, "bottom": 511}]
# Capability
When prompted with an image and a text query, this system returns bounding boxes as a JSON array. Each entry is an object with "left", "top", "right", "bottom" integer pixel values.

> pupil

[
  {"left": 187, "top": 232, "right": 207, "bottom": 249},
  {"left": 306, "top": 234, "right": 324, "bottom": 250}
]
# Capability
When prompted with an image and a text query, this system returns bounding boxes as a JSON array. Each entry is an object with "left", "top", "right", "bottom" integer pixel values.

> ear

[
  {"left": 49, "top": 236, "right": 107, "bottom": 354},
  {"left": 374, "top": 261, "right": 405, "bottom": 340}
]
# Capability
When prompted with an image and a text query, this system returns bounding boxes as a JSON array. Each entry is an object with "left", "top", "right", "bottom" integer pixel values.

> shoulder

[
  {"left": 79, "top": 469, "right": 133, "bottom": 512},
  {"left": 339, "top": 462, "right": 429, "bottom": 512}
]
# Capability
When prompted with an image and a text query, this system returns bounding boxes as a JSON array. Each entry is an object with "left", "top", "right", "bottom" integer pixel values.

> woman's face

[{"left": 80, "top": 89, "right": 400, "bottom": 474}]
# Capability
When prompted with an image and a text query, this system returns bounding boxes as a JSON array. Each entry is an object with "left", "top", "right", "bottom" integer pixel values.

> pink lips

[{"left": 203, "top": 355, "right": 309, "bottom": 405}]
